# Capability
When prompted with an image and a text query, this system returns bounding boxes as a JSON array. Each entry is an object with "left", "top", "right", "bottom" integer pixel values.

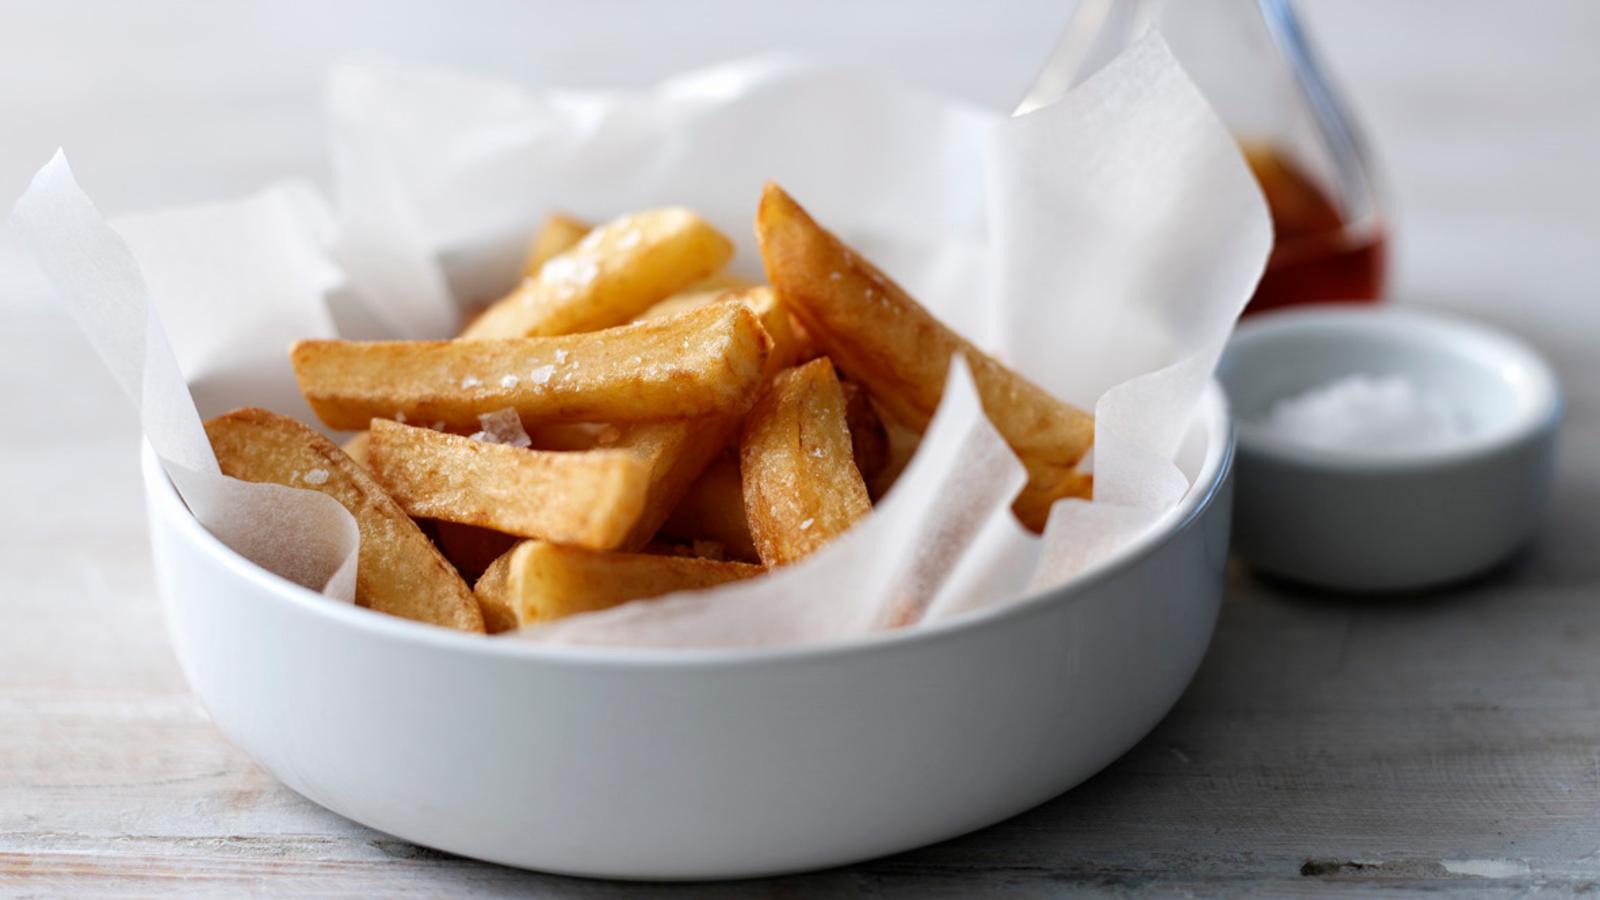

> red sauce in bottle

[{"left": 1243, "top": 146, "right": 1386, "bottom": 316}]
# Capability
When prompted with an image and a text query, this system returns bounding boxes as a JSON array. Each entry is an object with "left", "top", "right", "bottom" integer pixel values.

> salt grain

[
  {"left": 529, "top": 364, "right": 555, "bottom": 386},
  {"left": 799, "top": 518, "right": 814, "bottom": 531},
  {"left": 467, "top": 408, "right": 531, "bottom": 448},
  {"left": 302, "top": 468, "right": 329, "bottom": 486},
  {"left": 540, "top": 255, "right": 599, "bottom": 294},
  {"left": 500, "top": 374, "right": 520, "bottom": 388},
  {"left": 460, "top": 375, "right": 482, "bottom": 389},
  {"left": 1257, "top": 373, "right": 1470, "bottom": 456},
  {"left": 576, "top": 227, "right": 608, "bottom": 253},
  {"left": 554, "top": 349, "right": 569, "bottom": 364}
]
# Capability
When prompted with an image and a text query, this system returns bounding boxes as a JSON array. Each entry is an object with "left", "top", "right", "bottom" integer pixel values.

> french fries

[
  {"left": 432, "top": 521, "right": 521, "bottom": 583},
  {"left": 740, "top": 358, "right": 872, "bottom": 566},
  {"left": 366, "top": 419, "right": 651, "bottom": 549},
  {"left": 660, "top": 453, "right": 758, "bottom": 562},
  {"left": 204, "top": 408, "right": 484, "bottom": 633},
  {"left": 608, "top": 417, "right": 741, "bottom": 551},
  {"left": 474, "top": 539, "right": 763, "bottom": 631},
  {"left": 291, "top": 302, "right": 772, "bottom": 431},
  {"left": 216, "top": 181, "right": 1116, "bottom": 636},
  {"left": 755, "top": 183, "right": 1094, "bottom": 530},
  {"left": 867, "top": 413, "right": 922, "bottom": 500},
  {"left": 522, "top": 213, "right": 591, "bottom": 278},
  {"left": 341, "top": 430, "right": 372, "bottom": 468},
  {"left": 637, "top": 287, "right": 807, "bottom": 378},
  {"left": 525, "top": 421, "right": 610, "bottom": 451},
  {"left": 839, "top": 379, "right": 888, "bottom": 480},
  {"left": 463, "top": 208, "right": 734, "bottom": 339}
]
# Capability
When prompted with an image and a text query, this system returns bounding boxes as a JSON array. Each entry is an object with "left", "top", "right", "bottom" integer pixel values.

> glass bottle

[{"left": 1025, "top": 0, "right": 1386, "bottom": 314}]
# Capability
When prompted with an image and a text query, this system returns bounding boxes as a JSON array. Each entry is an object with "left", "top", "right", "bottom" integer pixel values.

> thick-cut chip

[
  {"left": 521, "top": 213, "right": 591, "bottom": 278},
  {"left": 342, "top": 430, "right": 372, "bottom": 467},
  {"left": 756, "top": 183, "right": 1095, "bottom": 530},
  {"left": 462, "top": 208, "right": 734, "bottom": 339},
  {"left": 596, "top": 288, "right": 804, "bottom": 550},
  {"left": 660, "top": 452, "right": 758, "bottom": 562},
  {"left": 433, "top": 521, "right": 520, "bottom": 583},
  {"left": 607, "top": 416, "right": 740, "bottom": 551},
  {"left": 867, "top": 413, "right": 922, "bottom": 501},
  {"left": 291, "top": 302, "right": 771, "bottom": 431},
  {"left": 204, "top": 408, "right": 484, "bottom": 633},
  {"left": 633, "top": 272, "right": 760, "bottom": 322},
  {"left": 474, "top": 539, "right": 763, "bottom": 631},
  {"left": 525, "top": 421, "right": 609, "bottom": 451},
  {"left": 637, "top": 288, "right": 804, "bottom": 378},
  {"left": 839, "top": 379, "right": 888, "bottom": 480},
  {"left": 740, "top": 358, "right": 872, "bottom": 566},
  {"left": 365, "top": 419, "right": 651, "bottom": 549},
  {"left": 736, "top": 288, "right": 808, "bottom": 380}
]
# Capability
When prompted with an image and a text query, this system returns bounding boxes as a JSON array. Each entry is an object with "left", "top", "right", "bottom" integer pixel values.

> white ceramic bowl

[
  {"left": 1219, "top": 305, "right": 1561, "bottom": 593},
  {"left": 142, "top": 385, "right": 1233, "bottom": 880}
]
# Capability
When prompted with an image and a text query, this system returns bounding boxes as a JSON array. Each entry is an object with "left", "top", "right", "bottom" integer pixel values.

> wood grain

[{"left": 3, "top": 1, "right": 1599, "bottom": 894}]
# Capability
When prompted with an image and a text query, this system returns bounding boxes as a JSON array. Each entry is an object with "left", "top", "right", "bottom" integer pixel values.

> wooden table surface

[{"left": 3, "top": 2, "right": 1598, "bottom": 895}]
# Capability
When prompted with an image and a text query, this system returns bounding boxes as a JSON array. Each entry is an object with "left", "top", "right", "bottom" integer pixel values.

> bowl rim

[
  {"left": 1223, "top": 304, "right": 1563, "bottom": 473},
  {"left": 145, "top": 383, "right": 1233, "bottom": 668}
]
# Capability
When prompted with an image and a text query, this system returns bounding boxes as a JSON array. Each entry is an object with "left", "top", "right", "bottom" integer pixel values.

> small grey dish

[{"left": 1218, "top": 305, "right": 1562, "bottom": 592}]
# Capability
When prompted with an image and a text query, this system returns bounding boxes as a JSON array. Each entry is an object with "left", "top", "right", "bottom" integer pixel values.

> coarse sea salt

[
  {"left": 1256, "top": 373, "right": 1471, "bottom": 456},
  {"left": 301, "top": 468, "right": 330, "bottom": 486},
  {"left": 540, "top": 254, "right": 599, "bottom": 293},
  {"left": 529, "top": 364, "right": 555, "bottom": 386},
  {"left": 468, "top": 408, "right": 531, "bottom": 448}
]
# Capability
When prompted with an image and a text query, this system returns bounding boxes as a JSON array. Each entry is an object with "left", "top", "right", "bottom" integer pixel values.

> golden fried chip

[
  {"left": 596, "top": 288, "right": 806, "bottom": 550},
  {"left": 204, "top": 408, "right": 484, "bottom": 633},
  {"left": 474, "top": 539, "right": 763, "bottom": 630},
  {"left": 432, "top": 520, "right": 520, "bottom": 583},
  {"left": 341, "top": 430, "right": 371, "bottom": 468},
  {"left": 839, "top": 378, "right": 888, "bottom": 480},
  {"left": 660, "top": 452, "right": 758, "bottom": 562},
  {"left": 524, "top": 421, "right": 609, "bottom": 451},
  {"left": 463, "top": 208, "right": 734, "bottom": 339},
  {"left": 867, "top": 413, "right": 922, "bottom": 501},
  {"left": 637, "top": 287, "right": 805, "bottom": 377},
  {"left": 607, "top": 416, "right": 740, "bottom": 551},
  {"left": 291, "top": 302, "right": 772, "bottom": 431},
  {"left": 756, "top": 183, "right": 1095, "bottom": 530},
  {"left": 632, "top": 271, "right": 753, "bottom": 318},
  {"left": 522, "top": 213, "right": 591, "bottom": 278},
  {"left": 365, "top": 419, "right": 651, "bottom": 550},
  {"left": 740, "top": 358, "right": 872, "bottom": 566}
]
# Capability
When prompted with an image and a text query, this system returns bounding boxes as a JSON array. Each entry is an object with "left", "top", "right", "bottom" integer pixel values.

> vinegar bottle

[{"left": 1026, "top": 0, "right": 1386, "bottom": 315}]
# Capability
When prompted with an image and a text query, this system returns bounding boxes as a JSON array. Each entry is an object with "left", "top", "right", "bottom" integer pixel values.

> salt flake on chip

[{"left": 468, "top": 408, "right": 531, "bottom": 447}]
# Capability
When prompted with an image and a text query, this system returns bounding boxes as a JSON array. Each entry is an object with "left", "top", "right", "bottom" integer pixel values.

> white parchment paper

[{"left": 8, "top": 33, "right": 1269, "bottom": 648}]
